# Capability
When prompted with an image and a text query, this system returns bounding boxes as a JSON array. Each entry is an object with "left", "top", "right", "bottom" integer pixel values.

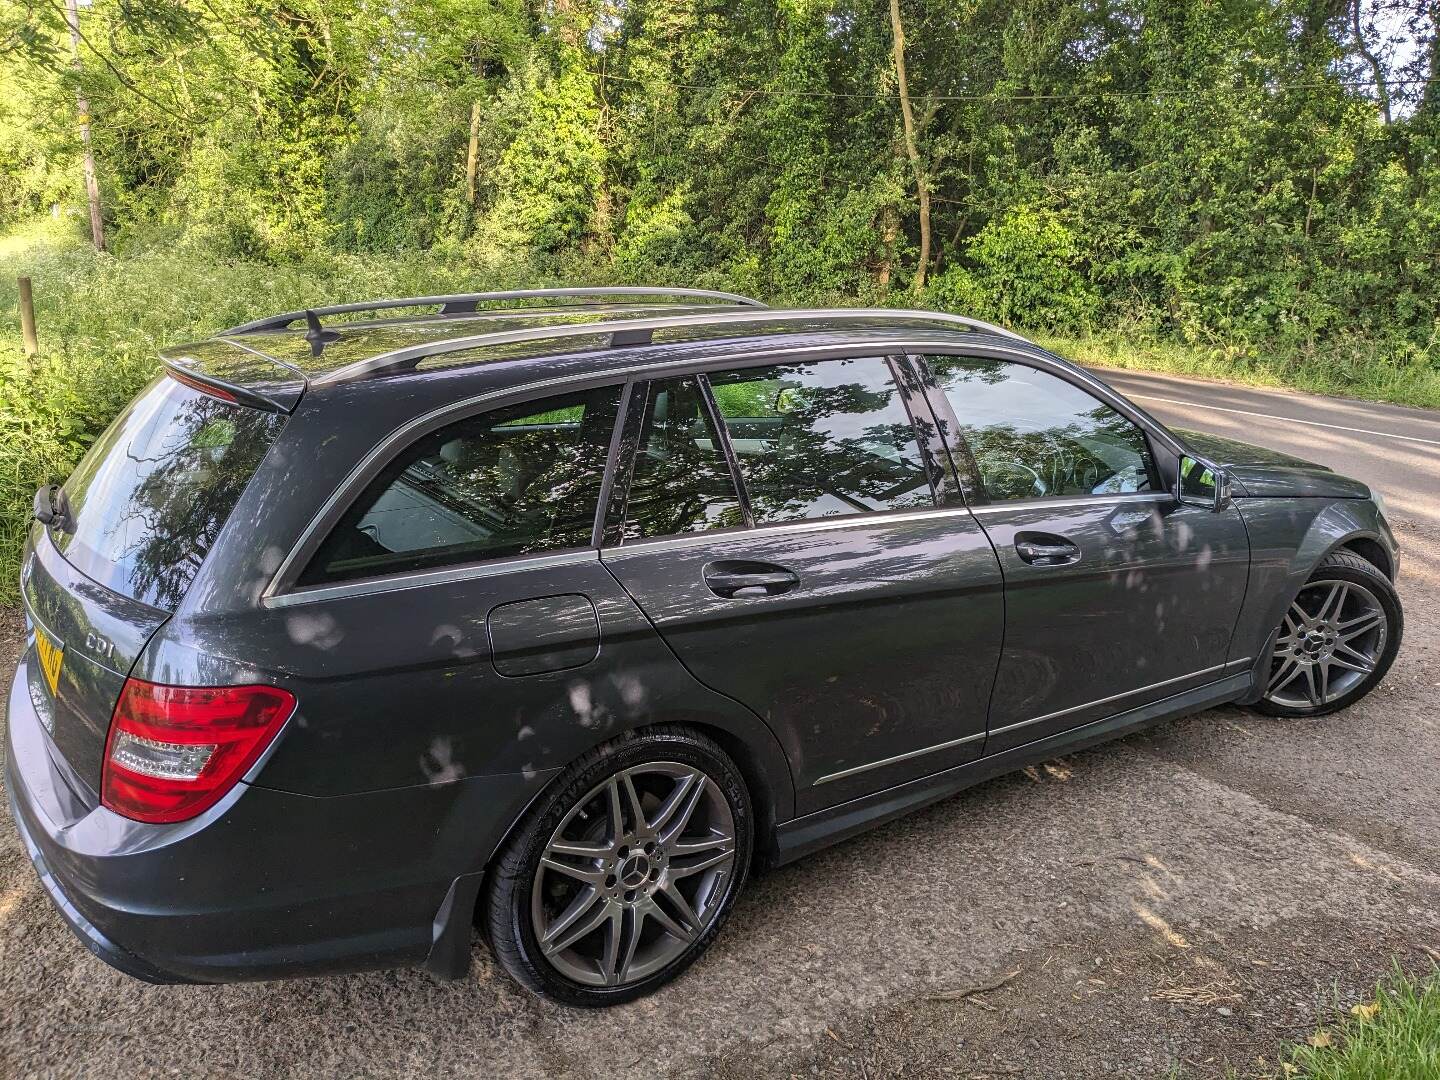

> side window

[
  {"left": 927, "top": 356, "right": 1155, "bottom": 502},
  {"left": 622, "top": 377, "right": 744, "bottom": 540},
  {"left": 299, "top": 385, "right": 622, "bottom": 585},
  {"left": 708, "top": 356, "right": 932, "bottom": 524}
]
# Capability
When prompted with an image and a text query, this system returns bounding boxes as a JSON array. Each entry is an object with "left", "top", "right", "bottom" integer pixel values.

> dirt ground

[{"left": 1, "top": 517, "right": 1436, "bottom": 1080}]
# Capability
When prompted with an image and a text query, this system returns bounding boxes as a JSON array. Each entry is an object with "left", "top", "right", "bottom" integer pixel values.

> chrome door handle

[
  {"left": 703, "top": 561, "right": 800, "bottom": 598},
  {"left": 1014, "top": 535, "right": 1081, "bottom": 566}
]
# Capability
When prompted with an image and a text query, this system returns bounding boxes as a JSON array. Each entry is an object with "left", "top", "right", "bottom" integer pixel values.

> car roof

[{"left": 156, "top": 287, "right": 1036, "bottom": 413}]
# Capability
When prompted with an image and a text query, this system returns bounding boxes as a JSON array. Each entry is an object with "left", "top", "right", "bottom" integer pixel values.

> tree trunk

[
  {"left": 1420, "top": 0, "right": 1440, "bottom": 121},
  {"left": 1350, "top": 0, "right": 1392, "bottom": 125},
  {"left": 889, "top": 0, "right": 929, "bottom": 294},
  {"left": 877, "top": 205, "right": 899, "bottom": 288},
  {"left": 466, "top": 100, "right": 482, "bottom": 206},
  {"left": 65, "top": 0, "right": 104, "bottom": 252}
]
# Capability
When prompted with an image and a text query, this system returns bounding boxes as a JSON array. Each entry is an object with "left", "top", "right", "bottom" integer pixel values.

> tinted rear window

[
  {"left": 52, "top": 377, "right": 285, "bottom": 609},
  {"left": 299, "top": 384, "right": 623, "bottom": 586}
]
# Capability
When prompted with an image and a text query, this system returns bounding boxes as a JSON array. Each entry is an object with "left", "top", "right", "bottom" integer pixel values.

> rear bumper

[
  {"left": 6, "top": 773, "right": 190, "bottom": 983},
  {"left": 5, "top": 657, "right": 554, "bottom": 984}
]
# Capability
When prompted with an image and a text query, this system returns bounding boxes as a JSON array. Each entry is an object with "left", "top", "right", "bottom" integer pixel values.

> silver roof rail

[
  {"left": 315, "top": 307, "right": 1031, "bottom": 384},
  {"left": 220, "top": 287, "right": 767, "bottom": 335}
]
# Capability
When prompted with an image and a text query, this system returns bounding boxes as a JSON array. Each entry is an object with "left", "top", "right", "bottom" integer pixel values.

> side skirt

[{"left": 770, "top": 672, "right": 1250, "bottom": 867}]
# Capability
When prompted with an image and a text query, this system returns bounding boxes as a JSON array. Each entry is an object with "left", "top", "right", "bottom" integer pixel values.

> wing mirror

[{"left": 1176, "top": 455, "right": 1232, "bottom": 512}]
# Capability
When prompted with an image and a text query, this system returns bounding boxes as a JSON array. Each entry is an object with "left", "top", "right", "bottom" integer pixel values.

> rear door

[
  {"left": 921, "top": 354, "right": 1250, "bottom": 753},
  {"left": 242, "top": 381, "right": 790, "bottom": 801},
  {"left": 20, "top": 376, "right": 287, "bottom": 793},
  {"left": 600, "top": 354, "right": 1005, "bottom": 814}
]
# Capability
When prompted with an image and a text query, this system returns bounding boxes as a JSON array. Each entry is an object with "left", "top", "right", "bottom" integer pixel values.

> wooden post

[
  {"left": 18, "top": 277, "right": 39, "bottom": 356},
  {"left": 65, "top": 0, "right": 105, "bottom": 252}
]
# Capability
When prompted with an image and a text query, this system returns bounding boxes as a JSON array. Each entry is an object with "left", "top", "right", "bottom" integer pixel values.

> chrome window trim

[
  {"left": 261, "top": 335, "right": 1184, "bottom": 603},
  {"left": 263, "top": 548, "right": 599, "bottom": 609},
  {"left": 601, "top": 505, "right": 977, "bottom": 560},
  {"left": 264, "top": 374, "right": 633, "bottom": 600},
  {"left": 812, "top": 731, "right": 986, "bottom": 786},
  {"left": 968, "top": 492, "right": 1173, "bottom": 516}
]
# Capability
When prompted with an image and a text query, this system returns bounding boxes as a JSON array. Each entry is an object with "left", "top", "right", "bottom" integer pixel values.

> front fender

[{"left": 1231, "top": 497, "right": 1394, "bottom": 703}]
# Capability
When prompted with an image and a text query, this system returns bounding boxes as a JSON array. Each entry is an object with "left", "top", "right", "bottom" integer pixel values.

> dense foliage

[
  {"left": 2, "top": 0, "right": 1436, "bottom": 346},
  {"left": 0, "top": 0, "right": 1437, "bottom": 595}
]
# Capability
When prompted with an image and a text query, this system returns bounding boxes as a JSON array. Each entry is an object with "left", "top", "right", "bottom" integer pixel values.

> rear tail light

[{"left": 102, "top": 679, "right": 296, "bottom": 823}]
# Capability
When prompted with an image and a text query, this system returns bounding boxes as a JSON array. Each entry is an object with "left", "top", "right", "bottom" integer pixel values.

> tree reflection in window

[
  {"left": 927, "top": 357, "right": 1155, "bottom": 502},
  {"left": 53, "top": 379, "right": 286, "bottom": 610},
  {"left": 708, "top": 357, "right": 933, "bottom": 524},
  {"left": 302, "top": 385, "right": 622, "bottom": 585},
  {"left": 623, "top": 377, "right": 744, "bottom": 540}
]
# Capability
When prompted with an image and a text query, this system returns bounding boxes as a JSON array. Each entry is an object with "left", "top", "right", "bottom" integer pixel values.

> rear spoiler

[{"left": 158, "top": 342, "right": 305, "bottom": 413}]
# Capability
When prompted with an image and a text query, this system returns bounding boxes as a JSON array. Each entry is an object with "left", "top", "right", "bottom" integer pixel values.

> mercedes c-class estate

[{"left": 8, "top": 288, "right": 1402, "bottom": 1005}]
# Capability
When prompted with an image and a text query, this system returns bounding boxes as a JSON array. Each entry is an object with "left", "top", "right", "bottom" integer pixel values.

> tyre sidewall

[
  {"left": 486, "top": 728, "right": 753, "bottom": 1007},
  {"left": 1254, "top": 556, "right": 1403, "bottom": 718}
]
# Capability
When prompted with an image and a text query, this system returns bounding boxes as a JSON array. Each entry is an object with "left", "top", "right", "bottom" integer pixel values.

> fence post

[{"left": 18, "top": 276, "right": 38, "bottom": 356}]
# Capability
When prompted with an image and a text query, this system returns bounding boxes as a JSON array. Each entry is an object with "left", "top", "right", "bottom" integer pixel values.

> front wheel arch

[{"left": 1337, "top": 535, "right": 1393, "bottom": 580}]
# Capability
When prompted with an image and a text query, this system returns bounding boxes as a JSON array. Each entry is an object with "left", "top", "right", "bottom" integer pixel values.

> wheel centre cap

[{"left": 620, "top": 853, "right": 650, "bottom": 888}]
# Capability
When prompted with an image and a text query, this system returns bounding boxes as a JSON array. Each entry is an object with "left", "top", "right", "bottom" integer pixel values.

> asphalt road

[
  {"left": 1, "top": 372, "right": 1438, "bottom": 1079},
  {"left": 1090, "top": 367, "right": 1440, "bottom": 530}
]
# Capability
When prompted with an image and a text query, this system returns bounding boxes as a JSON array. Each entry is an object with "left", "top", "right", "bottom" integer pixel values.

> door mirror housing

[{"left": 1177, "top": 455, "right": 1232, "bottom": 512}]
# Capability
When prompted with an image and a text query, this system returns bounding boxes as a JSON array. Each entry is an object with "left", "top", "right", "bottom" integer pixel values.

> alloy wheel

[
  {"left": 530, "top": 762, "right": 737, "bottom": 988},
  {"left": 1264, "top": 578, "right": 1388, "bottom": 709}
]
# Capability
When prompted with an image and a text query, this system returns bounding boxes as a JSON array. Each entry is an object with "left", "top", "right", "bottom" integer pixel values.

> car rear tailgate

[{"left": 20, "top": 527, "right": 170, "bottom": 798}]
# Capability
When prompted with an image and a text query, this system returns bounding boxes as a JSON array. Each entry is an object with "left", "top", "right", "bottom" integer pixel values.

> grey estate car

[{"left": 8, "top": 287, "right": 1402, "bottom": 1006}]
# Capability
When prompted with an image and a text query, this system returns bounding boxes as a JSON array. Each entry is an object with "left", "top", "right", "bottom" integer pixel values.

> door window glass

[
  {"left": 300, "top": 385, "right": 622, "bottom": 585},
  {"left": 708, "top": 357, "right": 932, "bottom": 524},
  {"left": 622, "top": 377, "right": 744, "bottom": 540},
  {"left": 927, "top": 357, "right": 1155, "bottom": 502}
]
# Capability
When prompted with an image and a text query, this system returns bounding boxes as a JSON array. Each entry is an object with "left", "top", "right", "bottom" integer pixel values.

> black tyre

[
  {"left": 481, "top": 725, "right": 752, "bottom": 1007},
  {"left": 1254, "top": 550, "right": 1402, "bottom": 718}
]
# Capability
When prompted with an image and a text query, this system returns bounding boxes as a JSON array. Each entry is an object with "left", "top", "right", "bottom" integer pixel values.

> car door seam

[{"left": 595, "top": 553, "right": 800, "bottom": 804}]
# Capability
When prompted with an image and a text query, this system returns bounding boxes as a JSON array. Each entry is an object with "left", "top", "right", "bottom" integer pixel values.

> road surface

[
  {"left": 1091, "top": 367, "right": 1440, "bottom": 529},
  {"left": 1, "top": 371, "right": 1437, "bottom": 1079}
]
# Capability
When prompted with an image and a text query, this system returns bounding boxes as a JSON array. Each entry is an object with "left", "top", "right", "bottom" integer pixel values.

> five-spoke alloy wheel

[
  {"left": 1257, "top": 550, "right": 1402, "bottom": 717},
  {"left": 483, "top": 727, "right": 752, "bottom": 1006}
]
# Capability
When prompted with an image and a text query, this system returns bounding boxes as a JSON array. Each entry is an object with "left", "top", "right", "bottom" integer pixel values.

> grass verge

[
  {"left": 1042, "top": 334, "right": 1440, "bottom": 411},
  {"left": 1258, "top": 966, "right": 1440, "bottom": 1079}
]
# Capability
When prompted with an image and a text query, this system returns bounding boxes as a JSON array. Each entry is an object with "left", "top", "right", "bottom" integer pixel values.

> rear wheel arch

[
  {"left": 480, "top": 716, "right": 787, "bottom": 890},
  {"left": 478, "top": 722, "right": 756, "bottom": 1004}
]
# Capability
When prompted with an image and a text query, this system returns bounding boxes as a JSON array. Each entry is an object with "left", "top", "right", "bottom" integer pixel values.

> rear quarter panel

[{"left": 135, "top": 566, "right": 796, "bottom": 815}]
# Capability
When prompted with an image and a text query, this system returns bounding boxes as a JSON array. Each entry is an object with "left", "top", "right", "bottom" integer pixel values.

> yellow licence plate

[{"left": 35, "top": 626, "right": 64, "bottom": 696}]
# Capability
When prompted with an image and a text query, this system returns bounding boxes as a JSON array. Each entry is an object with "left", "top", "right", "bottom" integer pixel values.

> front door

[
  {"left": 600, "top": 356, "right": 1005, "bottom": 814},
  {"left": 921, "top": 354, "right": 1251, "bottom": 753}
]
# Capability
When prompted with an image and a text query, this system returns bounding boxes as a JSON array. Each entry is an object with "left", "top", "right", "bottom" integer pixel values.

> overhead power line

[{"left": 591, "top": 69, "right": 1432, "bottom": 103}]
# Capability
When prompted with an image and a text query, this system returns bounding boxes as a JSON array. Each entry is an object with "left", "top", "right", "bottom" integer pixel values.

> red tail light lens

[{"left": 102, "top": 679, "right": 296, "bottom": 824}]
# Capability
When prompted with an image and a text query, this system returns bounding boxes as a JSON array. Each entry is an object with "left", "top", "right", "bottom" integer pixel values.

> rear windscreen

[{"left": 50, "top": 377, "right": 285, "bottom": 610}]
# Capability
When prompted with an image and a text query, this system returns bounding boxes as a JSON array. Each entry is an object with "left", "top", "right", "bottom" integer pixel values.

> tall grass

[
  {"left": 1042, "top": 334, "right": 1440, "bottom": 410},
  {"left": 0, "top": 218, "right": 572, "bottom": 602},
  {"left": 1, "top": 218, "right": 1437, "bottom": 604}
]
